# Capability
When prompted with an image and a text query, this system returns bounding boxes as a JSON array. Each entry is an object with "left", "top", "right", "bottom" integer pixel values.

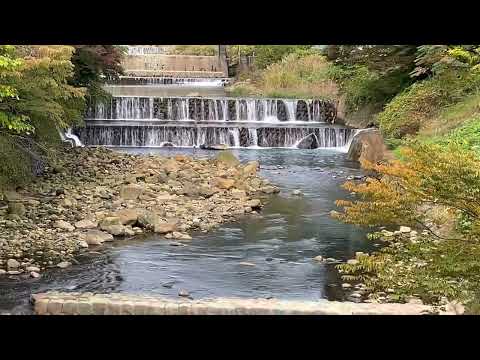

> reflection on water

[{"left": 0, "top": 148, "right": 374, "bottom": 314}]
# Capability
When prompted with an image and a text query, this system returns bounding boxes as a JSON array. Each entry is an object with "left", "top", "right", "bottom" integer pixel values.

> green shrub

[
  {"left": 0, "top": 134, "right": 33, "bottom": 190},
  {"left": 378, "top": 70, "right": 480, "bottom": 139}
]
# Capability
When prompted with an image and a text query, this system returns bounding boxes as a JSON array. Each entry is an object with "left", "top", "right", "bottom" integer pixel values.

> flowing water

[{"left": 0, "top": 148, "right": 376, "bottom": 314}]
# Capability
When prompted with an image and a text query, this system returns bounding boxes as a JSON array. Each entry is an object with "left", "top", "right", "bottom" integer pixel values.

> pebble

[
  {"left": 341, "top": 283, "right": 352, "bottom": 289},
  {"left": 26, "top": 266, "right": 40, "bottom": 272},
  {"left": 238, "top": 262, "right": 256, "bottom": 267},
  {"left": 178, "top": 289, "right": 190, "bottom": 297},
  {"left": 57, "top": 261, "right": 72, "bottom": 269},
  {"left": 30, "top": 271, "right": 40, "bottom": 278}
]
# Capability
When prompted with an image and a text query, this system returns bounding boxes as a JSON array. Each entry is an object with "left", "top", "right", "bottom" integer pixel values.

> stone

[
  {"left": 347, "top": 259, "right": 359, "bottom": 265},
  {"left": 341, "top": 283, "right": 352, "bottom": 289},
  {"left": 114, "top": 209, "right": 138, "bottom": 225},
  {"left": 74, "top": 219, "right": 97, "bottom": 230},
  {"left": 85, "top": 230, "right": 114, "bottom": 245},
  {"left": 399, "top": 226, "right": 411, "bottom": 233},
  {"left": 53, "top": 220, "right": 75, "bottom": 232},
  {"left": 445, "top": 301, "right": 465, "bottom": 315},
  {"left": 245, "top": 199, "right": 261, "bottom": 209},
  {"left": 137, "top": 211, "right": 160, "bottom": 229},
  {"left": 7, "top": 202, "right": 26, "bottom": 217},
  {"left": 355, "top": 252, "right": 366, "bottom": 257},
  {"left": 57, "top": 261, "right": 72, "bottom": 269},
  {"left": 7, "top": 259, "right": 20, "bottom": 269},
  {"left": 119, "top": 184, "right": 144, "bottom": 200},
  {"left": 154, "top": 221, "right": 177, "bottom": 234},
  {"left": 7, "top": 271, "right": 21, "bottom": 275},
  {"left": 178, "top": 290, "right": 190, "bottom": 298},
  {"left": 215, "top": 178, "right": 235, "bottom": 190},
  {"left": 296, "top": 133, "right": 319, "bottom": 149},
  {"left": 382, "top": 230, "right": 394, "bottom": 237},
  {"left": 215, "top": 151, "right": 240, "bottom": 167},
  {"left": 347, "top": 129, "right": 388, "bottom": 164},
  {"left": 30, "top": 271, "right": 40, "bottom": 278},
  {"left": 78, "top": 241, "right": 89, "bottom": 248},
  {"left": 100, "top": 216, "right": 122, "bottom": 228},
  {"left": 292, "top": 189, "right": 303, "bottom": 196},
  {"left": 313, "top": 255, "right": 324, "bottom": 262},
  {"left": 26, "top": 266, "right": 40, "bottom": 272},
  {"left": 101, "top": 224, "right": 126, "bottom": 236},
  {"left": 0, "top": 269, "right": 7, "bottom": 275},
  {"left": 259, "top": 186, "right": 279, "bottom": 194},
  {"left": 243, "top": 161, "right": 259, "bottom": 176},
  {"left": 238, "top": 262, "right": 256, "bottom": 267}
]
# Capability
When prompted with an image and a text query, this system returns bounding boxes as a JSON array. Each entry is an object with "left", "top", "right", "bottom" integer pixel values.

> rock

[
  {"left": 162, "top": 281, "right": 175, "bottom": 288},
  {"left": 99, "top": 217, "right": 122, "bottom": 228},
  {"left": 325, "top": 258, "right": 337, "bottom": 263},
  {"left": 313, "top": 255, "right": 324, "bottom": 262},
  {"left": 137, "top": 211, "right": 160, "bottom": 229},
  {"left": 200, "top": 143, "right": 229, "bottom": 151},
  {"left": 7, "top": 271, "right": 22, "bottom": 275},
  {"left": 85, "top": 230, "right": 114, "bottom": 245},
  {"left": 245, "top": 199, "right": 261, "bottom": 209},
  {"left": 382, "top": 230, "right": 394, "bottom": 237},
  {"left": 265, "top": 257, "right": 274, "bottom": 262},
  {"left": 101, "top": 224, "right": 126, "bottom": 236},
  {"left": 60, "top": 198, "right": 75, "bottom": 207},
  {"left": 26, "top": 266, "right": 40, "bottom": 272},
  {"left": 78, "top": 241, "right": 89, "bottom": 248},
  {"left": 119, "top": 184, "right": 144, "bottom": 200},
  {"left": 154, "top": 221, "right": 177, "bottom": 234},
  {"left": 215, "top": 151, "right": 240, "bottom": 167},
  {"left": 238, "top": 262, "right": 256, "bottom": 267},
  {"left": 243, "top": 161, "right": 259, "bottom": 176},
  {"left": 114, "top": 209, "right": 139, "bottom": 226},
  {"left": 215, "top": 178, "right": 235, "bottom": 190},
  {"left": 347, "top": 259, "right": 359, "bottom": 265},
  {"left": 445, "top": 301, "right": 465, "bottom": 315},
  {"left": 259, "top": 186, "right": 279, "bottom": 194},
  {"left": 407, "top": 298, "right": 424, "bottom": 305},
  {"left": 355, "top": 252, "right": 366, "bottom": 257},
  {"left": 57, "top": 261, "right": 72, "bottom": 269},
  {"left": 341, "top": 283, "right": 352, "bottom": 289},
  {"left": 347, "top": 129, "right": 388, "bottom": 164},
  {"left": 7, "top": 259, "right": 20, "bottom": 269},
  {"left": 30, "top": 271, "right": 40, "bottom": 278},
  {"left": 7, "top": 202, "right": 26, "bottom": 217},
  {"left": 0, "top": 270, "right": 6, "bottom": 275},
  {"left": 74, "top": 219, "right": 97, "bottom": 230},
  {"left": 399, "top": 226, "right": 411, "bottom": 233},
  {"left": 292, "top": 189, "right": 303, "bottom": 196},
  {"left": 178, "top": 289, "right": 190, "bottom": 297},
  {"left": 296, "top": 133, "right": 319, "bottom": 149},
  {"left": 53, "top": 220, "right": 75, "bottom": 232}
]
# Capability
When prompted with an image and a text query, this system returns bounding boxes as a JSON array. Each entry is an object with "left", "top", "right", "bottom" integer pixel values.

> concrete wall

[
  {"left": 122, "top": 54, "right": 228, "bottom": 78},
  {"left": 31, "top": 292, "right": 435, "bottom": 315}
]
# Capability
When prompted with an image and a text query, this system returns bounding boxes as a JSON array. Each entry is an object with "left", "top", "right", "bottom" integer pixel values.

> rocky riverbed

[{"left": 0, "top": 147, "right": 279, "bottom": 279}]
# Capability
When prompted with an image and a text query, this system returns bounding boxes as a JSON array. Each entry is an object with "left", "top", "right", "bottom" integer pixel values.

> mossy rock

[
  {"left": 215, "top": 151, "right": 240, "bottom": 167},
  {"left": 7, "top": 202, "right": 26, "bottom": 217}
]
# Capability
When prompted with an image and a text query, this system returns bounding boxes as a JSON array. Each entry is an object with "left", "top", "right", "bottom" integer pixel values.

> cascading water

[{"left": 77, "top": 81, "right": 355, "bottom": 149}]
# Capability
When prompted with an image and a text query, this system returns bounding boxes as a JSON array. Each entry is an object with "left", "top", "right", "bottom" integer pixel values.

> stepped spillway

[{"left": 75, "top": 83, "right": 355, "bottom": 149}]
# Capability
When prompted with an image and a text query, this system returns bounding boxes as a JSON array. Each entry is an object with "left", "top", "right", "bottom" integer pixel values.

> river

[{"left": 0, "top": 147, "right": 377, "bottom": 314}]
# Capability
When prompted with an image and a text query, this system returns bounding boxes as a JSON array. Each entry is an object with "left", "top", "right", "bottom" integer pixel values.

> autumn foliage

[{"left": 333, "top": 143, "right": 480, "bottom": 238}]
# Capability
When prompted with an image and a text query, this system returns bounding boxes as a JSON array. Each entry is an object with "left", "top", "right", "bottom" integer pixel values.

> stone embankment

[
  {"left": 31, "top": 292, "right": 436, "bottom": 315},
  {"left": 0, "top": 147, "right": 278, "bottom": 278}
]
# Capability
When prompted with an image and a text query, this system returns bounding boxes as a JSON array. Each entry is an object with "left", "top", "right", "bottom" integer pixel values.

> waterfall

[
  {"left": 77, "top": 84, "right": 354, "bottom": 150},
  {"left": 78, "top": 125, "right": 354, "bottom": 149}
]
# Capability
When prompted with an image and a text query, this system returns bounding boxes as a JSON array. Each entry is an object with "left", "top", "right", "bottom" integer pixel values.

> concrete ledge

[{"left": 31, "top": 293, "right": 435, "bottom": 315}]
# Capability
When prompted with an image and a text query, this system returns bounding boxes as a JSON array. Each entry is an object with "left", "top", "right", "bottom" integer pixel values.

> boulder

[
  {"left": 7, "top": 259, "right": 20, "bottom": 269},
  {"left": 245, "top": 199, "right": 261, "bottom": 209},
  {"left": 74, "top": 219, "right": 97, "bottom": 230},
  {"left": 7, "top": 202, "right": 26, "bottom": 217},
  {"left": 242, "top": 161, "right": 259, "bottom": 176},
  {"left": 99, "top": 217, "right": 122, "bottom": 228},
  {"left": 114, "top": 209, "right": 139, "bottom": 226},
  {"left": 53, "top": 220, "right": 75, "bottom": 232},
  {"left": 119, "top": 184, "right": 144, "bottom": 200},
  {"left": 101, "top": 224, "right": 126, "bottom": 236},
  {"left": 85, "top": 230, "right": 114, "bottom": 245},
  {"left": 154, "top": 221, "right": 177, "bottom": 234},
  {"left": 215, "top": 151, "right": 240, "bottom": 167},
  {"left": 347, "top": 129, "right": 387, "bottom": 164},
  {"left": 215, "top": 178, "right": 235, "bottom": 190},
  {"left": 296, "top": 133, "right": 319, "bottom": 149}
]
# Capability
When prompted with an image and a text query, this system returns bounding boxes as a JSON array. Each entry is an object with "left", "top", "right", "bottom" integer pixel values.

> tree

[{"left": 71, "top": 45, "right": 125, "bottom": 99}]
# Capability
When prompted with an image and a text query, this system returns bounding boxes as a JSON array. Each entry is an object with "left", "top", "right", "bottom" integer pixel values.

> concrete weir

[{"left": 31, "top": 293, "right": 434, "bottom": 315}]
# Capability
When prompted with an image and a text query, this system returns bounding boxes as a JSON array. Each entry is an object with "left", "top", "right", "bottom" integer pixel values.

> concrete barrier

[{"left": 31, "top": 292, "right": 435, "bottom": 315}]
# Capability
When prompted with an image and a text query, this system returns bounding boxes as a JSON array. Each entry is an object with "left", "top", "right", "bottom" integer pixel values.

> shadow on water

[{"left": 0, "top": 148, "right": 376, "bottom": 314}]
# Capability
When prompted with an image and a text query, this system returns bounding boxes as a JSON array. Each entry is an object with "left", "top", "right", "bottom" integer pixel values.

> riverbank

[{"left": 0, "top": 146, "right": 278, "bottom": 278}]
